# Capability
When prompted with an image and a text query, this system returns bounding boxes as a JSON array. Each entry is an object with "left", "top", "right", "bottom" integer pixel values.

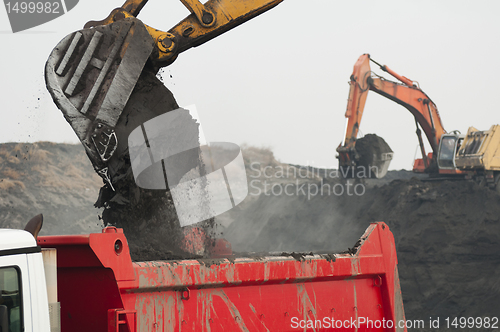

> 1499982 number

[
  {"left": 5, "top": 2, "right": 60, "bottom": 14},
  {"left": 445, "top": 317, "right": 498, "bottom": 329}
]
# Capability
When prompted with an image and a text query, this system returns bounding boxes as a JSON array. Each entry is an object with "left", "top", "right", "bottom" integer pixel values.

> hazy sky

[{"left": 1, "top": 0, "right": 499, "bottom": 170}]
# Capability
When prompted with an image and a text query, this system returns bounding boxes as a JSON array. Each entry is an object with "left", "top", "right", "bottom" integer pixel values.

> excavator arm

[
  {"left": 337, "top": 54, "right": 446, "bottom": 174},
  {"left": 45, "top": 0, "right": 283, "bottom": 189},
  {"left": 85, "top": 0, "right": 283, "bottom": 69}
]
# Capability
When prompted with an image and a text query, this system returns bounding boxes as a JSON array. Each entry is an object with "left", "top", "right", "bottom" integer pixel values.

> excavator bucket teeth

[
  {"left": 355, "top": 134, "right": 394, "bottom": 178},
  {"left": 45, "top": 17, "right": 154, "bottom": 167}
]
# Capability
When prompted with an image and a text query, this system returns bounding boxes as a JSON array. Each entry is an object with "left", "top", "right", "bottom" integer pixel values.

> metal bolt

[
  {"left": 160, "top": 38, "right": 172, "bottom": 49},
  {"left": 157, "top": 34, "right": 175, "bottom": 53},
  {"left": 113, "top": 12, "right": 125, "bottom": 21},
  {"left": 202, "top": 12, "right": 213, "bottom": 24}
]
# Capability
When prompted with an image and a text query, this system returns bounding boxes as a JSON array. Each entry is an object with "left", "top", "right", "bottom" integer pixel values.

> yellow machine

[{"left": 455, "top": 125, "right": 500, "bottom": 189}]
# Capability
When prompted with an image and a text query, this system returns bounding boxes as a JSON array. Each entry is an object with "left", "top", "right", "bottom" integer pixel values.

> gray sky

[{"left": 1, "top": 0, "right": 499, "bottom": 170}]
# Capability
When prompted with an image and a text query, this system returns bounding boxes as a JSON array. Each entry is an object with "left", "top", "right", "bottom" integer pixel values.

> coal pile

[{"left": 362, "top": 179, "right": 500, "bottom": 325}]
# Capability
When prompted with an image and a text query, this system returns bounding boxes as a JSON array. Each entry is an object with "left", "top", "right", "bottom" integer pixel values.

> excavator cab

[{"left": 437, "top": 133, "right": 463, "bottom": 169}]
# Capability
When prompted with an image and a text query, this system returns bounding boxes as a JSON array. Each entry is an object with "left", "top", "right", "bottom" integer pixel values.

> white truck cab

[{"left": 0, "top": 229, "right": 51, "bottom": 332}]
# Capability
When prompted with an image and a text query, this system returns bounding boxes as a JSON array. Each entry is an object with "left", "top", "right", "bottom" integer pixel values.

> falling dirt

[{"left": 93, "top": 68, "right": 217, "bottom": 261}]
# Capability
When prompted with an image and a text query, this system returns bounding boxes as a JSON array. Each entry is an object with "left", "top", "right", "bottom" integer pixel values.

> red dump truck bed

[{"left": 37, "top": 222, "right": 405, "bottom": 332}]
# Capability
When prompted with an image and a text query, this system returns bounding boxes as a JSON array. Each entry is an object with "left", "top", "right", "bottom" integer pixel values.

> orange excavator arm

[{"left": 337, "top": 54, "right": 446, "bottom": 172}]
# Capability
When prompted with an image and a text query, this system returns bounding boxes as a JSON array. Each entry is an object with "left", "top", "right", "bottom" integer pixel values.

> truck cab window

[{"left": 0, "top": 267, "right": 22, "bottom": 332}]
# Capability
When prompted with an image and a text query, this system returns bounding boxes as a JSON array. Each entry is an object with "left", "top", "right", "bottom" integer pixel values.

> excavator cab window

[{"left": 437, "top": 135, "right": 459, "bottom": 169}]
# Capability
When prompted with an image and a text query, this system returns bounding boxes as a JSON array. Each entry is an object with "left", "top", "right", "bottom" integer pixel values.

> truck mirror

[{"left": 24, "top": 214, "right": 43, "bottom": 240}]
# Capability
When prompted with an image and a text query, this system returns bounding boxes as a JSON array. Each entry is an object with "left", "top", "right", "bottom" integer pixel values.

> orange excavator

[{"left": 337, "top": 54, "right": 464, "bottom": 178}]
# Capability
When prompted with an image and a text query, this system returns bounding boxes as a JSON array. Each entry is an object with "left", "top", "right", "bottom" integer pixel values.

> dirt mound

[
  {"left": 361, "top": 179, "right": 500, "bottom": 322},
  {"left": 0, "top": 142, "right": 103, "bottom": 235}
]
